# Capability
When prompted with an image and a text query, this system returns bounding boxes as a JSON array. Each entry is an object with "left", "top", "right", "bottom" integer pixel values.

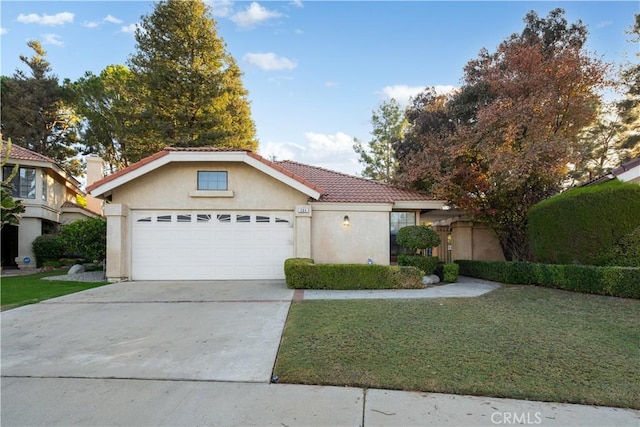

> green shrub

[
  {"left": 60, "top": 217, "right": 107, "bottom": 262},
  {"left": 43, "top": 260, "right": 62, "bottom": 268},
  {"left": 443, "top": 263, "right": 459, "bottom": 282},
  {"left": 456, "top": 260, "right": 640, "bottom": 299},
  {"left": 32, "top": 234, "right": 65, "bottom": 267},
  {"left": 284, "top": 258, "right": 423, "bottom": 290},
  {"left": 597, "top": 226, "right": 640, "bottom": 267},
  {"left": 397, "top": 254, "right": 439, "bottom": 275},
  {"left": 528, "top": 180, "right": 640, "bottom": 265},
  {"left": 397, "top": 225, "right": 441, "bottom": 252}
]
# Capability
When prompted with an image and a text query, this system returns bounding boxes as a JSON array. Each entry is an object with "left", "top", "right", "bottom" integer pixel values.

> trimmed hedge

[
  {"left": 32, "top": 234, "right": 65, "bottom": 267},
  {"left": 284, "top": 258, "right": 424, "bottom": 290},
  {"left": 456, "top": 260, "right": 640, "bottom": 299},
  {"left": 528, "top": 180, "right": 640, "bottom": 265},
  {"left": 397, "top": 255, "right": 439, "bottom": 275},
  {"left": 443, "top": 263, "right": 459, "bottom": 282}
]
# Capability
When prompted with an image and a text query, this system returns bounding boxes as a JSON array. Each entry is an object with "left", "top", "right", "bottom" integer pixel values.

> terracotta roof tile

[
  {"left": 61, "top": 201, "right": 102, "bottom": 216},
  {"left": 1, "top": 142, "right": 56, "bottom": 164},
  {"left": 87, "top": 149, "right": 170, "bottom": 192},
  {"left": 276, "top": 160, "right": 433, "bottom": 203}
]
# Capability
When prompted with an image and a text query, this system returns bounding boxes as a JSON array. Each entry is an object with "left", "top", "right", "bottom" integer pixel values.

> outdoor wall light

[{"left": 343, "top": 215, "right": 350, "bottom": 226}]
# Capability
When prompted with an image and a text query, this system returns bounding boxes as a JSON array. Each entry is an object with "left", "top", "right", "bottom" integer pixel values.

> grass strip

[{"left": 274, "top": 285, "right": 640, "bottom": 409}]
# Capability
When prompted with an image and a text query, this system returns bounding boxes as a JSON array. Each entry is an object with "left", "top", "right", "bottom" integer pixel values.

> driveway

[{"left": 1, "top": 280, "right": 293, "bottom": 382}]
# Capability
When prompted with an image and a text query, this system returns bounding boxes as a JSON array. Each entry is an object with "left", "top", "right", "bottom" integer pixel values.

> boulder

[
  {"left": 68, "top": 264, "right": 86, "bottom": 275},
  {"left": 428, "top": 274, "right": 440, "bottom": 284}
]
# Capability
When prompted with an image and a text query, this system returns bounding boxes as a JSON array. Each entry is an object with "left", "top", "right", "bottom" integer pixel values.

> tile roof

[
  {"left": 86, "top": 149, "right": 170, "bottom": 193},
  {"left": 276, "top": 160, "right": 433, "bottom": 203},
  {"left": 1, "top": 142, "right": 56, "bottom": 164},
  {"left": 61, "top": 201, "right": 102, "bottom": 216}
]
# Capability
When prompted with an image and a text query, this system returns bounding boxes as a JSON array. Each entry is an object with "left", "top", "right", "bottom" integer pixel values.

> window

[
  {"left": 157, "top": 215, "right": 172, "bottom": 223},
  {"left": 216, "top": 214, "right": 231, "bottom": 223},
  {"left": 236, "top": 214, "right": 250, "bottom": 223},
  {"left": 390, "top": 211, "right": 417, "bottom": 259},
  {"left": 198, "top": 171, "right": 227, "bottom": 191},
  {"left": 177, "top": 214, "right": 191, "bottom": 223},
  {"left": 42, "top": 172, "right": 48, "bottom": 201},
  {"left": 197, "top": 214, "right": 212, "bottom": 223},
  {"left": 256, "top": 215, "right": 270, "bottom": 223},
  {"left": 2, "top": 166, "right": 36, "bottom": 199}
]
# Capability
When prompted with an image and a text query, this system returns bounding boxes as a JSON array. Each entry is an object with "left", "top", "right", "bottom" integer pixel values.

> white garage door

[{"left": 131, "top": 211, "right": 294, "bottom": 280}]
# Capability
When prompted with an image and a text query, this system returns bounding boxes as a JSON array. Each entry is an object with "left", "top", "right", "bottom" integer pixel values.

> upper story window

[
  {"left": 42, "top": 172, "right": 48, "bottom": 201},
  {"left": 3, "top": 166, "right": 36, "bottom": 199},
  {"left": 197, "top": 171, "right": 228, "bottom": 191}
]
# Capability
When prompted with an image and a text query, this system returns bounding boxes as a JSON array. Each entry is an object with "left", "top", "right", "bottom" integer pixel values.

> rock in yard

[{"left": 68, "top": 264, "right": 86, "bottom": 275}]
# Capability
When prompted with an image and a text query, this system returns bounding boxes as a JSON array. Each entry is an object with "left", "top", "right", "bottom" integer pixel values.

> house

[
  {"left": 1, "top": 143, "right": 102, "bottom": 269},
  {"left": 88, "top": 147, "right": 451, "bottom": 282},
  {"left": 582, "top": 157, "right": 640, "bottom": 186}
]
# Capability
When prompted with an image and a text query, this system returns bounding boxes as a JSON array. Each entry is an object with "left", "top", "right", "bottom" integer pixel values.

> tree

[
  {"left": 353, "top": 99, "right": 406, "bottom": 183},
  {"left": 396, "top": 225, "right": 441, "bottom": 253},
  {"left": 397, "top": 9, "right": 609, "bottom": 261},
  {"left": 0, "top": 41, "right": 82, "bottom": 176},
  {"left": 1, "top": 140, "right": 26, "bottom": 229},
  {"left": 126, "top": 0, "right": 257, "bottom": 161},
  {"left": 616, "top": 14, "right": 640, "bottom": 161},
  {"left": 66, "top": 65, "right": 137, "bottom": 172}
]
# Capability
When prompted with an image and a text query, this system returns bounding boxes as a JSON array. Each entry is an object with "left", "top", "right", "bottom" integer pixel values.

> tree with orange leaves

[{"left": 396, "top": 9, "right": 610, "bottom": 261}]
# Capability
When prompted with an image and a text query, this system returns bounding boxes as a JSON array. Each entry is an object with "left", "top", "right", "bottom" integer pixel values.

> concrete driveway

[{"left": 1, "top": 280, "right": 293, "bottom": 382}]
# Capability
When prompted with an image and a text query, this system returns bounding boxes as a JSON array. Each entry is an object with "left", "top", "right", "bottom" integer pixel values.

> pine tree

[{"left": 127, "top": 0, "right": 257, "bottom": 161}]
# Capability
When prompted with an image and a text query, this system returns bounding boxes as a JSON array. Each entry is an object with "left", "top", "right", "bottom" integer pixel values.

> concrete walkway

[{"left": 2, "top": 278, "right": 639, "bottom": 426}]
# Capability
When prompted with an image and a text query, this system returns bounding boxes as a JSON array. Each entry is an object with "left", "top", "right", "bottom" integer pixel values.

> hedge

[
  {"left": 32, "top": 234, "right": 65, "bottom": 267},
  {"left": 528, "top": 180, "right": 640, "bottom": 265},
  {"left": 443, "top": 263, "right": 459, "bottom": 283},
  {"left": 397, "top": 255, "right": 439, "bottom": 275},
  {"left": 456, "top": 260, "right": 640, "bottom": 299},
  {"left": 284, "top": 258, "right": 424, "bottom": 290}
]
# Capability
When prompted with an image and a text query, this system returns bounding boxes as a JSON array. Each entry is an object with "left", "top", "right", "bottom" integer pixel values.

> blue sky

[{"left": 1, "top": 1, "right": 638, "bottom": 175}]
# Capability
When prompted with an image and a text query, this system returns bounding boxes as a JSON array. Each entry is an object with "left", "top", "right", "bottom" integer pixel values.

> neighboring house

[
  {"left": 88, "top": 147, "right": 451, "bottom": 282},
  {"left": 582, "top": 157, "right": 640, "bottom": 186},
  {"left": 1, "top": 143, "right": 101, "bottom": 269}
]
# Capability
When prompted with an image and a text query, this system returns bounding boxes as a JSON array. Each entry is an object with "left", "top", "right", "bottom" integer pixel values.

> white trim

[
  {"left": 189, "top": 190, "right": 234, "bottom": 198},
  {"left": 309, "top": 202, "right": 393, "bottom": 212},
  {"left": 393, "top": 200, "right": 447, "bottom": 210},
  {"left": 90, "top": 151, "right": 322, "bottom": 200}
]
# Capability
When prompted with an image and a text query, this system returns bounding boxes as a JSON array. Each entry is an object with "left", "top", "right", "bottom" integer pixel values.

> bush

[
  {"left": 60, "top": 217, "right": 107, "bottom": 262},
  {"left": 456, "top": 260, "right": 640, "bottom": 299},
  {"left": 43, "top": 260, "right": 62, "bottom": 268},
  {"left": 284, "top": 258, "right": 423, "bottom": 290},
  {"left": 398, "top": 254, "right": 439, "bottom": 275},
  {"left": 443, "top": 263, "right": 459, "bottom": 282},
  {"left": 32, "top": 234, "right": 65, "bottom": 267},
  {"left": 528, "top": 180, "right": 640, "bottom": 265},
  {"left": 597, "top": 226, "right": 640, "bottom": 267},
  {"left": 397, "top": 225, "right": 441, "bottom": 252}
]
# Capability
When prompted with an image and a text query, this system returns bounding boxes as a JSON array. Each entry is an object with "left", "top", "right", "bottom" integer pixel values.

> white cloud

[
  {"left": 211, "top": 0, "right": 234, "bottom": 18},
  {"left": 231, "top": 2, "right": 282, "bottom": 28},
  {"left": 325, "top": 81, "right": 338, "bottom": 88},
  {"left": 381, "top": 84, "right": 457, "bottom": 106},
  {"left": 294, "top": 28, "right": 303, "bottom": 35},
  {"left": 82, "top": 21, "right": 99, "bottom": 28},
  {"left": 17, "top": 12, "right": 74, "bottom": 26},
  {"left": 121, "top": 23, "right": 140, "bottom": 34},
  {"left": 290, "top": 0, "right": 303, "bottom": 8},
  {"left": 104, "top": 14, "right": 123, "bottom": 24},
  {"left": 244, "top": 52, "right": 296, "bottom": 71},
  {"left": 596, "top": 20, "right": 612, "bottom": 29},
  {"left": 42, "top": 33, "right": 64, "bottom": 46},
  {"left": 0, "top": 27, "right": 7, "bottom": 35},
  {"left": 258, "top": 132, "right": 361, "bottom": 175}
]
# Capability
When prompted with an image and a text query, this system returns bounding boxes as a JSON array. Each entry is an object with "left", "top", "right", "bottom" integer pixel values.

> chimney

[{"left": 85, "top": 154, "right": 105, "bottom": 215}]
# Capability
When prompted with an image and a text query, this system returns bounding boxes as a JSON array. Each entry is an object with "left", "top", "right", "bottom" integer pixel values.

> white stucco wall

[{"left": 310, "top": 204, "right": 392, "bottom": 265}]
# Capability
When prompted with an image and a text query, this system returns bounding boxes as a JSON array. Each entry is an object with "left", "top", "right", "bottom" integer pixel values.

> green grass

[
  {"left": 1, "top": 270, "right": 108, "bottom": 311},
  {"left": 274, "top": 285, "right": 640, "bottom": 409}
]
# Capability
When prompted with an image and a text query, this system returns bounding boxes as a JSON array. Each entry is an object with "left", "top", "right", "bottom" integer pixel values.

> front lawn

[
  {"left": 274, "top": 285, "right": 640, "bottom": 409},
  {"left": 1, "top": 270, "right": 108, "bottom": 311}
]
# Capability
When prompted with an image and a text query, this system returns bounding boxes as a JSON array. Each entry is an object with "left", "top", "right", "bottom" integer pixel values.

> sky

[{"left": 1, "top": 1, "right": 638, "bottom": 176}]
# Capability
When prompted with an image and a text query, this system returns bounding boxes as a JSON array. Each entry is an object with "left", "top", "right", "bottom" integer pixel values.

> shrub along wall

[
  {"left": 397, "top": 255, "right": 439, "bottom": 275},
  {"left": 456, "top": 260, "right": 640, "bottom": 299},
  {"left": 528, "top": 180, "right": 640, "bottom": 265},
  {"left": 284, "top": 258, "right": 424, "bottom": 290}
]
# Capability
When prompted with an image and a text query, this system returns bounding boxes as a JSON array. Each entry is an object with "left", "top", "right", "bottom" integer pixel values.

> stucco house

[
  {"left": 1, "top": 143, "right": 102, "bottom": 269},
  {"left": 88, "top": 147, "right": 453, "bottom": 282}
]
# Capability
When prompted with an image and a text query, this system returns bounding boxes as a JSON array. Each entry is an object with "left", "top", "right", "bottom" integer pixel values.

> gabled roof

[
  {"left": 87, "top": 146, "right": 444, "bottom": 207},
  {"left": 61, "top": 201, "right": 102, "bottom": 217},
  {"left": 1, "top": 141, "right": 82, "bottom": 191},
  {"left": 1, "top": 143, "right": 56, "bottom": 164},
  {"left": 277, "top": 160, "right": 436, "bottom": 204},
  {"left": 87, "top": 147, "right": 323, "bottom": 199}
]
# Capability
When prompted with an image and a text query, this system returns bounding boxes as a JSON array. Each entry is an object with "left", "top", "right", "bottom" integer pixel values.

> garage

[{"left": 131, "top": 211, "right": 293, "bottom": 280}]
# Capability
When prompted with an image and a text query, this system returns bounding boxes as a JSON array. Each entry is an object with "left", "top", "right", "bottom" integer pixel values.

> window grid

[{"left": 198, "top": 171, "right": 228, "bottom": 191}]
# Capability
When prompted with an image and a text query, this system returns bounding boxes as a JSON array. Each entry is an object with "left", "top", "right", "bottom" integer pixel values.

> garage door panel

[{"left": 131, "top": 211, "right": 293, "bottom": 280}]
